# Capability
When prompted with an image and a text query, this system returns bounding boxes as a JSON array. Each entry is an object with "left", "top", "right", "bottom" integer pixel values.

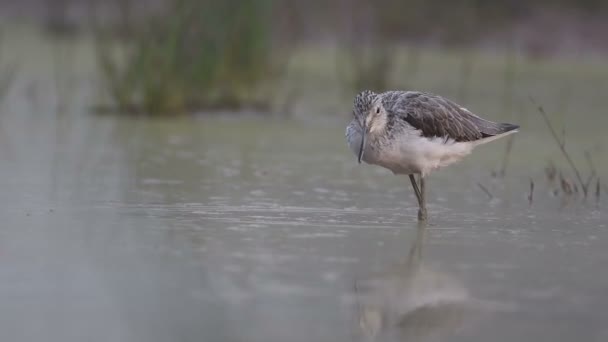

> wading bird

[{"left": 346, "top": 90, "right": 519, "bottom": 221}]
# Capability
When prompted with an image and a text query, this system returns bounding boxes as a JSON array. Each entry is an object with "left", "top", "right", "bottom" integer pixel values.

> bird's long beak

[{"left": 358, "top": 128, "right": 367, "bottom": 164}]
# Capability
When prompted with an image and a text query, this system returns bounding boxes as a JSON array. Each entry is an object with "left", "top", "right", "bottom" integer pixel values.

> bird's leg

[
  {"left": 418, "top": 175, "right": 428, "bottom": 221},
  {"left": 406, "top": 221, "right": 427, "bottom": 271},
  {"left": 409, "top": 174, "right": 422, "bottom": 207}
]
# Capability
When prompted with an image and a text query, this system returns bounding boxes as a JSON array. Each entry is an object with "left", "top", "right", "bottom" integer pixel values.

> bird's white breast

[
  {"left": 383, "top": 132, "right": 474, "bottom": 176},
  {"left": 346, "top": 121, "right": 474, "bottom": 176}
]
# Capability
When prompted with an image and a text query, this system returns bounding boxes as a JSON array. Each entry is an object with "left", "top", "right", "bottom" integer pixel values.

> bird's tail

[
  {"left": 473, "top": 123, "right": 519, "bottom": 146},
  {"left": 496, "top": 123, "right": 520, "bottom": 134}
]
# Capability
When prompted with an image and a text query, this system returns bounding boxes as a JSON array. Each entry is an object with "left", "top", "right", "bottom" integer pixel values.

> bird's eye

[{"left": 375, "top": 107, "right": 380, "bottom": 114}]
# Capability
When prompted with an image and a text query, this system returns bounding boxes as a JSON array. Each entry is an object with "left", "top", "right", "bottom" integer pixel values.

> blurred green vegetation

[
  {"left": 84, "top": 0, "right": 608, "bottom": 115},
  {"left": 0, "top": 0, "right": 605, "bottom": 197},
  {"left": 95, "top": 0, "right": 282, "bottom": 115},
  {"left": 1, "top": 0, "right": 607, "bottom": 119}
]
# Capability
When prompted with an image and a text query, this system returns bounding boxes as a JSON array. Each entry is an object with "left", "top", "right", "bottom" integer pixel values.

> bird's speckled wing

[{"left": 382, "top": 91, "right": 507, "bottom": 142}]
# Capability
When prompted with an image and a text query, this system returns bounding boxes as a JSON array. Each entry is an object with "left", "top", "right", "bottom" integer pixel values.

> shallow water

[{"left": 0, "top": 109, "right": 607, "bottom": 342}]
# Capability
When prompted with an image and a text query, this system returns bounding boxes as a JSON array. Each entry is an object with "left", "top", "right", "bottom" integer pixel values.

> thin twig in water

[
  {"left": 584, "top": 174, "right": 595, "bottom": 194},
  {"left": 584, "top": 151, "right": 597, "bottom": 191},
  {"left": 497, "top": 134, "right": 515, "bottom": 177},
  {"left": 530, "top": 98, "right": 588, "bottom": 198},
  {"left": 560, "top": 174, "right": 573, "bottom": 197},
  {"left": 596, "top": 179, "right": 601, "bottom": 206},
  {"left": 528, "top": 179, "right": 534, "bottom": 206},
  {"left": 477, "top": 182, "right": 493, "bottom": 200}
]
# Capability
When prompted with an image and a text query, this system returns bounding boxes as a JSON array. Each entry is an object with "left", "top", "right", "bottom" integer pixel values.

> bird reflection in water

[{"left": 354, "top": 223, "right": 473, "bottom": 342}]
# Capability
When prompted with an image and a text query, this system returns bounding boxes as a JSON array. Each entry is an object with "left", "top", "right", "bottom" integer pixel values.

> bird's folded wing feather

[{"left": 384, "top": 92, "right": 488, "bottom": 142}]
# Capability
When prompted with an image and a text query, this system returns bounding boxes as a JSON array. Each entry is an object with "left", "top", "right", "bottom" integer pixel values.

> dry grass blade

[
  {"left": 531, "top": 98, "right": 588, "bottom": 198},
  {"left": 559, "top": 174, "right": 573, "bottom": 197},
  {"left": 584, "top": 151, "right": 597, "bottom": 190},
  {"left": 495, "top": 44, "right": 518, "bottom": 178},
  {"left": 596, "top": 179, "right": 601, "bottom": 205},
  {"left": 495, "top": 134, "right": 515, "bottom": 178},
  {"left": 528, "top": 179, "right": 534, "bottom": 206},
  {"left": 477, "top": 182, "right": 493, "bottom": 200}
]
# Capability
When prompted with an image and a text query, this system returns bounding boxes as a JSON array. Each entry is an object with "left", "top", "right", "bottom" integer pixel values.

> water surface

[{"left": 0, "top": 110, "right": 607, "bottom": 342}]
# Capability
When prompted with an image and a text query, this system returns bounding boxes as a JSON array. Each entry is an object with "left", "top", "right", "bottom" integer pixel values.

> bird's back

[{"left": 381, "top": 91, "right": 518, "bottom": 142}]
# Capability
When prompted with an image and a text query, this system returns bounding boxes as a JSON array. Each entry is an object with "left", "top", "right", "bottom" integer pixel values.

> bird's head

[{"left": 353, "top": 90, "right": 387, "bottom": 163}]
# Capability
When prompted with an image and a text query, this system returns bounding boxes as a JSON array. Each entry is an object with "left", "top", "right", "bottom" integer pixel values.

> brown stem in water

[
  {"left": 559, "top": 173, "right": 573, "bottom": 197},
  {"left": 596, "top": 178, "right": 601, "bottom": 206},
  {"left": 584, "top": 151, "right": 597, "bottom": 191},
  {"left": 497, "top": 134, "right": 515, "bottom": 177},
  {"left": 477, "top": 182, "right": 493, "bottom": 200},
  {"left": 531, "top": 98, "right": 588, "bottom": 198},
  {"left": 528, "top": 179, "right": 534, "bottom": 206}
]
